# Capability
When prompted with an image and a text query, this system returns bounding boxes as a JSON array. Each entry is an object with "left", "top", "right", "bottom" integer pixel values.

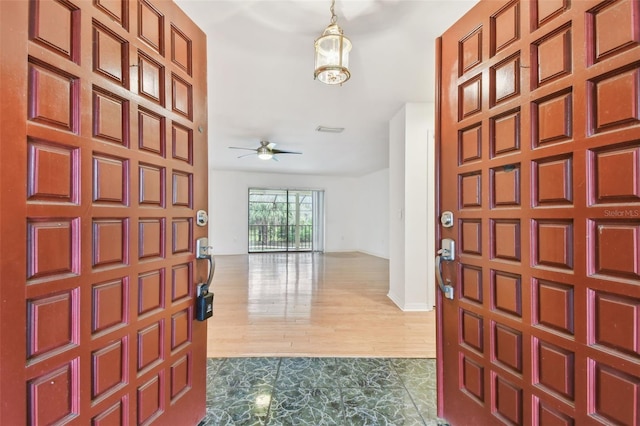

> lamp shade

[{"left": 314, "top": 23, "right": 351, "bottom": 85}]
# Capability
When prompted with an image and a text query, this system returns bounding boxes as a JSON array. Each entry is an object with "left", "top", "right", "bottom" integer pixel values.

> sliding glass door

[{"left": 248, "top": 188, "right": 324, "bottom": 253}]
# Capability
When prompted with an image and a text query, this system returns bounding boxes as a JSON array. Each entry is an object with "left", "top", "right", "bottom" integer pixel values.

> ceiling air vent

[{"left": 316, "top": 126, "right": 344, "bottom": 133}]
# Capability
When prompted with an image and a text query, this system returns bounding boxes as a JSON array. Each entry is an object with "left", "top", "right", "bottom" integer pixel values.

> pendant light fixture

[{"left": 314, "top": 0, "right": 352, "bottom": 85}]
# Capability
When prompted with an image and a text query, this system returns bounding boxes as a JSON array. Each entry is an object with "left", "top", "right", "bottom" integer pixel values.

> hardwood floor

[{"left": 206, "top": 252, "right": 436, "bottom": 358}]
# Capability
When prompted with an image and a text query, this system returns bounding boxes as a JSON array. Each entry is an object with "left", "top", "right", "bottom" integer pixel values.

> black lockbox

[{"left": 196, "top": 288, "right": 214, "bottom": 321}]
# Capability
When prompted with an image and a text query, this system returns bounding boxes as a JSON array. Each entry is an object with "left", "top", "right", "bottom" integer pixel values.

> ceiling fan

[{"left": 228, "top": 140, "right": 302, "bottom": 161}]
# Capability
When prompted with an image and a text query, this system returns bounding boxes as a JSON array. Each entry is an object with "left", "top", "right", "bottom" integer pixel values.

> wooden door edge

[
  {"left": 434, "top": 34, "right": 446, "bottom": 421},
  {"left": 0, "top": 1, "right": 29, "bottom": 423}
]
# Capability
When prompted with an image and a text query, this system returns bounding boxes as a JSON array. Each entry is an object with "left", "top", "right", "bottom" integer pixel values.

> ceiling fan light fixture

[
  {"left": 314, "top": 0, "right": 351, "bottom": 85},
  {"left": 257, "top": 147, "right": 273, "bottom": 160}
]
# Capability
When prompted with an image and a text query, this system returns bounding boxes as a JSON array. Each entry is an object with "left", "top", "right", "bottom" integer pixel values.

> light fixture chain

[{"left": 330, "top": 0, "right": 337, "bottom": 24}]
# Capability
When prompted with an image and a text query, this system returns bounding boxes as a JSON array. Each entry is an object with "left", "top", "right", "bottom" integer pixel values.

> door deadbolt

[
  {"left": 441, "top": 211, "right": 454, "bottom": 228},
  {"left": 196, "top": 210, "right": 208, "bottom": 227}
]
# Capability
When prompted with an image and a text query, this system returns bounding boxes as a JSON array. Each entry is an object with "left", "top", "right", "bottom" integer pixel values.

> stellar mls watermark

[{"left": 603, "top": 209, "right": 640, "bottom": 217}]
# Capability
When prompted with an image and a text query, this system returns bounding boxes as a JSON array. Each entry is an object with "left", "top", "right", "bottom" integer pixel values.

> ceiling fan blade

[
  {"left": 271, "top": 149, "right": 302, "bottom": 155},
  {"left": 228, "top": 146, "right": 257, "bottom": 151},
  {"left": 237, "top": 153, "right": 257, "bottom": 158},
  {"left": 272, "top": 155, "right": 279, "bottom": 162}
]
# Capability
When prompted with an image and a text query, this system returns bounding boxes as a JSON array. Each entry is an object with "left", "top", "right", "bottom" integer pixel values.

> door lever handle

[
  {"left": 435, "top": 254, "right": 455, "bottom": 300},
  {"left": 196, "top": 237, "right": 215, "bottom": 290},
  {"left": 436, "top": 238, "right": 455, "bottom": 300},
  {"left": 203, "top": 254, "right": 215, "bottom": 288}
]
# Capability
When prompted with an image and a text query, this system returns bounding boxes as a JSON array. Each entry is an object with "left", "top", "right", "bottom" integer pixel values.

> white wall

[
  {"left": 355, "top": 169, "right": 389, "bottom": 259},
  {"left": 405, "top": 103, "right": 433, "bottom": 310},
  {"left": 389, "top": 108, "right": 406, "bottom": 307},
  {"left": 209, "top": 169, "right": 390, "bottom": 255},
  {"left": 388, "top": 103, "right": 435, "bottom": 311}
]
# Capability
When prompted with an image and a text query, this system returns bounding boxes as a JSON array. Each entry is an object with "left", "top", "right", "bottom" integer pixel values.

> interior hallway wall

[{"left": 388, "top": 103, "right": 435, "bottom": 311}]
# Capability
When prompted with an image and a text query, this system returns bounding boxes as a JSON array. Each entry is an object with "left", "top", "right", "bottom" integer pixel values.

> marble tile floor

[{"left": 200, "top": 357, "right": 449, "bottom": 426}]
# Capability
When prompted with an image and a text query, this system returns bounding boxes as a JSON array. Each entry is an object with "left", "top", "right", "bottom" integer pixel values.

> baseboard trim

[
  {"left": 387, "top": 291, "right": 433, "bottom": 312},
  {"left": 387, "top": 291, "right": 404, "bottom": 310},
  {"left": 403, "top": 302, "right": 433, "bottom": 312}
]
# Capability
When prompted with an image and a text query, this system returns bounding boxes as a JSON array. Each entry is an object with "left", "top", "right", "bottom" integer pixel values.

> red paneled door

[
  {"left": 437, "top": 0, "right": 640, "bottom": 424},
  {"left": 0, "top": 0, "right": 209, "bottom": 424}
]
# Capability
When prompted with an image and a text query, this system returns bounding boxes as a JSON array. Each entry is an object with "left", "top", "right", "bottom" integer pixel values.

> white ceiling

[{"left": 174, "top": 0, "right": 478, "bottom": 177}]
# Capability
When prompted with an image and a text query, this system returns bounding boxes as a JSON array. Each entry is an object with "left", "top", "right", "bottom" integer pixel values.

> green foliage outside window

[{"left": 248, "top": 189, "right": 313, "bottom": 252}]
